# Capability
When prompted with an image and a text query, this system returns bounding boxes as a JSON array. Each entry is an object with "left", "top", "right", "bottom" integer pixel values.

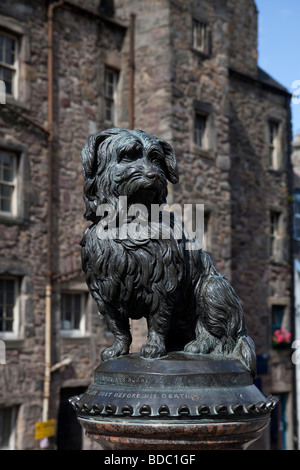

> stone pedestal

[{"left": 70, "top": 352, "right": 277, "bottom": 450}]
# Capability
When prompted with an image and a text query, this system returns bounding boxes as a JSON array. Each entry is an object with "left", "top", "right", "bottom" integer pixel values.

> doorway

[
  {"left": 270, "top": 393, "right": 288, "bottom": 450},
  {"left": 56, "top": 387, "right": 85, "bottom": 450}
]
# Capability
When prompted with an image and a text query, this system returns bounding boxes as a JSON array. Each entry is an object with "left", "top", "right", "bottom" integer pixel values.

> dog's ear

[
  {"left": 158, "top": 139, "right": 179, "bottom": 184},
  {"left": 82, "top": 128, "right": 121, "bottom": 179},
  {"left": 81, "top": 129, "right": 120, "bottom": 221}
]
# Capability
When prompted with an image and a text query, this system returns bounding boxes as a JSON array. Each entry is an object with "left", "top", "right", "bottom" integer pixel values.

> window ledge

[
  {"left": 269, "top": 258, "right": 289, "bottom": 267},
  {"left": 60, "top": 331, "right": 90, "bottom": 340},
  {"left": 104, "top": 119, "right": 114, "bottom": 127},
  {"left": 267, "top": 167, "right": 286, "bottom": 175},
  {"left": 191, "top": 48, "right": 211, "bottom": 60},
  {"left": 0, "top": 337, "right": 24, "bottom": 349},
  {"left": 0, "top": 214, "right": 28, "bottom": 226},
  {"left": 5, "top": 95, "right": 30, "bottom": 112},
  {"left": 190, "top": 145, "right": 216, "bottom": 159}
]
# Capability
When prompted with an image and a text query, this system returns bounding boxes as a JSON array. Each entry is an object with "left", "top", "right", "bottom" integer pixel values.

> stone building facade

[
  {"left": 0, "top": 0, "right": 295, "bottom": 450},
  {"left": 292, "top": 134, "right": 300, "bottom": 449}
]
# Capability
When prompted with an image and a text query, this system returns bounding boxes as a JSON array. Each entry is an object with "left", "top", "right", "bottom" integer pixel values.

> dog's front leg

[
  {"left": 140, "top": 311, "right": 170, "bottom": 359},
  {"left": 101, "top": 306, "right": 132, "bottom": 362}
]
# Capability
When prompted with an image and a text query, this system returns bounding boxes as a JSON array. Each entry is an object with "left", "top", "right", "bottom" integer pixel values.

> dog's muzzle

[
  {"left": 115, "top": 167, "right": 164, "bottom": 194},
  {"left": 145, "top": 171, "right": 159, "bottom": 181}
]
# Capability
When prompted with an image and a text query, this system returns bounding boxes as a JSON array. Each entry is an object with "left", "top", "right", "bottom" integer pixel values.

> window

[
  {"left": 192, "top": 101, "right": 215, "bottom": 153},
  {"left": 0, "top": 31, "right": 18, "bottom": 98},
  {"left": 194, "top": 112, "right": 207, "bottom": 147},
  {"left": 104, "top": 67, "right": 118, "bottom": 124},
  {"left": 272, "top": 305, "right": 285, "bottom": 335},
  {"left": 270, "top": 211, "right": 282, "bottom": 260},
  {"left": 0, "top": 407, "right": 16, "bottom": 449},
  {"left": 268, "top": 120, "right": 281, "bottom": 170},
  {"left": 61, "top": 292, "right": 86, "bottom": 336},
  {"left": 271, "top": 305, "right": 291, "bottom": 347},
  {"left": 0, "top": 150, "right": 17, "bottom": 216},
  {"left": 192, "top": 19, "right": 209, "bottom": 55},
  {"left": 294, "top": 191, "right": 300, "bottom": 241},
  {"left": 203, "top": 212, "right": 212, "bottom": 253},
  {"left": 0, "top": 277, "right": 18, "bottom": 336}
]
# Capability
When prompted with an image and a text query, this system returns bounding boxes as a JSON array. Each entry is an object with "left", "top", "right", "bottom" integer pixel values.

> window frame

[
  {"left": 104, "top": 67, "right": 119, "bottom": 125},
  {"left": 267, "top": 119, "right": 282, "bottom": 170},
  {"left": 0, "top": 144, "right": 30, "bottom": 225},
  {"left": 194, "top": 111, "right": 207, "bottom": 148},
  {"left": 60, "top": 291, "right": 87, "bottom": 338},
  {"left": 203, "top": 211, "right": 212, "bottom": 254},
  {"left": 0, "top": 29, "right": 19, "bottom": 100},
  {"left": 0, "top": 276, "right": 19, "bottom": 340},
  {"left": 0, "top": 149, "right": 18, "bottom": 217},
  {"left": 191, "top": 101, "right": 215, "bottom": 156},
  {"left": 192, "top": 18, "right": 210, "bottom": 56},
  {"left": 272, "top": 305, "right": 285, "bottom": 333},
  {"left": 271, "top": 303, "right": 291, "bottom": 348},
  {"left": 269, "top": 210, "right": 283, "bottom": 261},
  {"left": 192, "top": 109, "right": 215, "bottom": 154}
]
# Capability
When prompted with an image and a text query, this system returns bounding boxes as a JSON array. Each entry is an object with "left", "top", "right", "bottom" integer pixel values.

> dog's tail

[
  {"left": 232, "top": 335, "right": 256, "bottom": 377},
  {"left": 198, "top": 251, "right": 256, "bottom": 376}
]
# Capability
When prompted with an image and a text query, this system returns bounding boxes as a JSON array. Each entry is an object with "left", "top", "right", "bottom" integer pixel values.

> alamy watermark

[
  {"left": 0, "top": 80, "right": 6, "bottom": 104},
  {"left": 292, "top": 340, "right": 300, "bottom": 365},
  {"left": 95, "top": 197, "right": 205, "bottom": 250},
  {"left": 292, "top": 80, "right": 300, "bottom": 105},
  {"left": 0, "top": 340, "right": 6, "bottom": 364}
]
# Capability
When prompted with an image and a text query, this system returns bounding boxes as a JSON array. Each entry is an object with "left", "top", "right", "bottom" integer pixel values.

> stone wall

[
  {"left": 0, "top": 0, "right": 126, "bottom": 449},
  {"left": 0, "top": 14, "right": 50, "bottom": 442},
  {"left": 168, "top": 0, "right": 232, "bottom": 278},
  {"left": 229, "top": 77, "right": 292, "bottom": 359},
  {"left": 227, "top": 0, "right": 258, "bottom": 76},
  {"left": 227, "top": 62, "right": 293, "bottom": 449}
]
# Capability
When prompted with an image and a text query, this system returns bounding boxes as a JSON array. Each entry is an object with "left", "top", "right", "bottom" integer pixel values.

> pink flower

[
  {"left": 273, "top": 327, "right": 292, "bottom": 345},
  {"left": 277, "top": 334, "right": 284, "bottom": 343}
]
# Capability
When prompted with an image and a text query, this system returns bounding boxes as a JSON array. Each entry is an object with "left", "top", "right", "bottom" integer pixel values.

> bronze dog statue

[{"left": 80, "top": 128, "right": 256, "bottom": 375}]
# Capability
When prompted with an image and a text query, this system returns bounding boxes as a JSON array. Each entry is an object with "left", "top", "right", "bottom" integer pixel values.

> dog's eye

[
  {"left": 149, "top": 151, "right": 162, "bottom": 166},
  {"left": 119, "top": 145, "right": 142, "bottom": 162}
]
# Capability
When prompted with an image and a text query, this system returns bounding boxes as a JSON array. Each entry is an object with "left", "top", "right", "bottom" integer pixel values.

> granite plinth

[{"left": 70, "top": 352, "right": 277, "bottom": 450}]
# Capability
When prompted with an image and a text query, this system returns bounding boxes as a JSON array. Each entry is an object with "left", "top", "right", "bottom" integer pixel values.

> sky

[{"left": 255, "top": 0, "right": 300, "bottom": 139}]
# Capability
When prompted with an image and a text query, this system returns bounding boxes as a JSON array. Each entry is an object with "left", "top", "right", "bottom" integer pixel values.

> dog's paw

[
  {"left": 140, "top": 340, "right": 166, "bottom": 359},
  {"left": 101, "top": 341, "right": 129, "bottom": 362},
  {"left": 184, "top": 340, "right": 202, "bottom": 354},
  {"left": 184, "top": 338, "right": 214, "bottom": 355}
]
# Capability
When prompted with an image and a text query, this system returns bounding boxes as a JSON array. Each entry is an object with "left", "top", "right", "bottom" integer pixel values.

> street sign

[{"left": 35, "top": 419, "right": 56, "bottom": 440}]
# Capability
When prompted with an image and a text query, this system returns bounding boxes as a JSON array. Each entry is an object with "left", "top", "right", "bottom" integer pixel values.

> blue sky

[{"left": 255, "top": 0, "right": 300, "bottom": 138}]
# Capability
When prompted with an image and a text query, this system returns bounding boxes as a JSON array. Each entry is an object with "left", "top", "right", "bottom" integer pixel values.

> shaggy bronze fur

[{"left": 80, "top": 128, "right": 256, "bottom": 375}]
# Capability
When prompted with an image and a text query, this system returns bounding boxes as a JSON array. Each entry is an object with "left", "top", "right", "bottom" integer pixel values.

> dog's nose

[{"left": 146, "top": 172, "right": 158, "bottom": 180}]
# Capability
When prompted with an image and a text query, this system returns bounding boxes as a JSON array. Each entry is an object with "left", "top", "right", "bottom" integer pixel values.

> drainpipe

[
  {"left": 43, "top": 0, "right": 65, "bottom": 424},
  {"left": 129, "top": 13, "right": 135, "bottom": 129}
]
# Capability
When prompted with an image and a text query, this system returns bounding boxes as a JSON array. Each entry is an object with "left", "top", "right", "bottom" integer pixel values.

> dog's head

[{"left": 81, "top": 128, "right": 179, "bottom": 221}]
